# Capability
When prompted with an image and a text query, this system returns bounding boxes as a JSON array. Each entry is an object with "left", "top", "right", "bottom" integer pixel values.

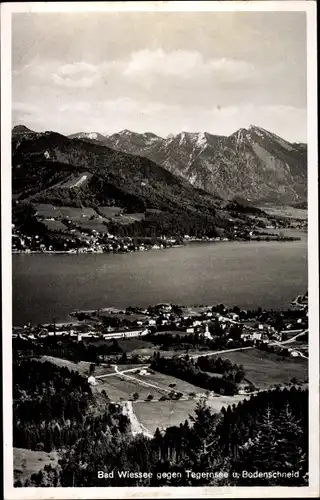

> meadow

[
  {"left": 134, "top": 394, "right": 249, "bottom": 434},
  {"left": 215, "top": 348, "right": 308, "bottom": 388},
  {"left": 13, "top": 448, "right": 59, "bottom": 483}
]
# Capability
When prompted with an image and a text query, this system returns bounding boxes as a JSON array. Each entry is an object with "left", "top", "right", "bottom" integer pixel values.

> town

[
  {"left": 14, "top": 293, "right": 308, "bottom": 370},
  {"left": 12, "top": 201, "right": 305, "bottom": 254}
]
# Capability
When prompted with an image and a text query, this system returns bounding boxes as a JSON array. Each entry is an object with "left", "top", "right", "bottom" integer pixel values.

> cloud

[
  {"left": 12, "top": 101, "right": 37, "bottom": 115},
  {"left": 13, "top": 91, "right": 306, "bottom": 143},
  {"left": 123, "top": 49, "right": 258, "bottom": 83},
  {"left": 14, "top": 50, "right": 259, "bottom": 94},
  {"left": 53, "top": 62, "right": 101, "bottom": 88},
  {"left": 12, "top": 51, "right": 306, "bottom": 142},
  {"left": 59, "top": 102, "right": 91, "bottom": 113}
]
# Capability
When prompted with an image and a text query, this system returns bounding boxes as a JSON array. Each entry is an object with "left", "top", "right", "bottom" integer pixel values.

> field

[
  {"left": 95, "top": 362, "right": 210, "bottom": 404},
  {"left": 98, "top": 206, "right": 123, "bottom": 218},
  {"left": 259, "top": 205, "right": 307, "bottom": 221},
  {"left": 58, "top": 206, "right": 98, "bottom": 220},
  {"left": 13, "top": 448, "right": 59, "bottom": 483},
  {"left": 41, "top": 220, "right": 68, "bottom": 232},
  {"left": 76, "top": 219, "right": 109, "bottom": 233},
  {"left": 111, "top": 213, "right": 145, "bottom": 225},
  {"left": 95, "top": 374, "right": 165, "bottom": 401},
  {"left": 33, "top": 204, "right": 100, "bottom": 221},
  {"left": 133, "top": 370, "right": 205, "bottom": 397},
  {"left": 215, "top": 348, "right": 308, "bottom": 388},
  {"left": 37, "top": 355, "right": 100, "bottom": 376},
  {"left": 34, "top": 203, "right": 61, "bottom": 218},
  {"left": 134, "top": 394, "right": 248, "bottom": 434}
]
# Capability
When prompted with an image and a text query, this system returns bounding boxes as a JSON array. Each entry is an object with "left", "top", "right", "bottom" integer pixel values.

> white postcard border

[{"left": 1, "top": 1, "right": 318, "bottom": 499}]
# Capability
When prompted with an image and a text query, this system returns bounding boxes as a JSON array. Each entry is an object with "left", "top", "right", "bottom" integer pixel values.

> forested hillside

[{"left": 14, "top": 357, "right": 308, "bottom": 487}]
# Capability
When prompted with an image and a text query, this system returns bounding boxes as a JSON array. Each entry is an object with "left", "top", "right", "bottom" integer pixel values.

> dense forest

[
  {"left": 145, "top": 329, "right": 249, "bottom": 352},
  {"left": 150, "top": 355, "right": 240, "bottom": 395},
  {"left": 12, "top": 200, "right": 225, "bottom": 241},
  {"left": 13, "top": 358, "right": 128, "bottom": 453},
  {"left": 14, "top": 356, "right": 308, "bottom": 487}
]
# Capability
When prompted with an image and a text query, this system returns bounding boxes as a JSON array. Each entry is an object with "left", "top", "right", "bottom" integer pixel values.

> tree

[
  {"left": 231, "top": 404, "right": 305, "bottom": 486},
  {"left": 132, "top": 392, "right": 139, "bottom": 401},
  {"left": 272, "top": 404, "right": 308, "bottom": 483},
  {"left": 120, "top": 352, "right": 128, "bottom": 364},
  {"left": 146, "top": 394, "right": 154, "bottom": 401}
]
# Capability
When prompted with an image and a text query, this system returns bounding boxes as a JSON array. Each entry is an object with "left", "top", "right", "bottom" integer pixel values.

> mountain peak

[
  {"left": 12, "top": 125, "right": 34, "bottom": 136},
  {"left": 68, "top": 131, "right": 106, "bottom": 142},
  {"left": 118, "top": 129, "right": 134, "bottom": 136}
]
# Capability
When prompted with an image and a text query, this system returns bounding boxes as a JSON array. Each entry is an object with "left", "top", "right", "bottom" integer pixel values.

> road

[
  {"left": 97, "top": 333, "right": 308, "bottom": 383},
  {"left": 188, "top": 345, "right": 254, "bottom": 360},
  {"left": 122, "top": 401, "right": 153, "bottom": 438},
  {"left": 114, "top": 365, "right": 184, "bottom": 396},
  {"left": 96, "top": 365, "right": 149, "bottom": 379},
  {"left": 98, "top": 336, "right": 308, "bottom": 438},
  {"left": 272, "top": 330, "right": 307, "bottom": 345},
  {"left": 269, "top": 330, "right": 308, "bottom": 358}
]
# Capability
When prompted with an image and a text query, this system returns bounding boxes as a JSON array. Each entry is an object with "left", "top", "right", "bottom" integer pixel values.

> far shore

[{"left": 11, "top": 235, "right": 303, "bottom": 256}]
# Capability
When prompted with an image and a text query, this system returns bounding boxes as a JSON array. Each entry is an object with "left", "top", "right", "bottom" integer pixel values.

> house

[
  {"left": 229, "top": 313, "right": 240, "bottom": 321},
  {"left": 290, "top": 350, "right": 300, "bottom": 357},
  {"left": 241, "top": 333, "right": 251, "bottom": 341},
  {"left": 186, "top": 327, "right": 195, "bottom": 334},
  {"left": 252, "top": 332, "right": 262, "bottom": 341},
  {"left": 192, "top": 320, "right": 202, "bottom": 327},
  {"left": 156, "top": 303, "right": 172, "bottom": 312},
  {"left": 88, "top": 376, "right": 97, "bottom": 386}
]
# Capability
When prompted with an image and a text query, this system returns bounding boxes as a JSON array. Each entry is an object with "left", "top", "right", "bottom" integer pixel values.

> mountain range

[
  {"left": 11, "top": 123, "right": 307, "bottom": 239},
  {"left": 13, "top": 125, "right": 261, "bottom": 239},
  {"left": 69, "top": 126, "right": 307, "bottom": 204}
]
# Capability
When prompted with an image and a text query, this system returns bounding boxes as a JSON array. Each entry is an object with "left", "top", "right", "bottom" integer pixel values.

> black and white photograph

[{"left": 1, "top": 1, "right": 319, "bottom": 498}]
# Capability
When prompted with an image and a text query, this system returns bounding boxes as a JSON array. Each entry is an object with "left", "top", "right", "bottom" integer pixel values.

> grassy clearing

[
  {"left": 76, "top": 220, "right": 110, "bottom": 233},
  {"left": 33, "top": 203, "right": 60, "bottom": 218},
  {"left": 111, "top": 214, "right": 144, "bottom": 225},
  {"left": 98, "top": 206, "right": 123, "bottom": 218},
  {"left": 37, "top": 356, "right": 120, "bottom": 378},
  {"left": 134, "top": 394, "right": 249, "bottom": 434},
  {"left": 133, "top": 370, "right": 204, "bottom": 396},
  {"left": 37, "top": 356, "right": 92, "bottom": 377},
  {"left": 215, "top": 349, "right": 308, "bottom": 388},
  {"left": 95, "top": 374, "right": 164, "bottom": 401},
  {"left": 260, "top": 205, "right": 307, "bottom": 221},
  {"left": 41, "top": 220, "right": 68, "bottom": 232},
  {"left": 13, "top": 448, "right": 59, "bottom": 483},
  {"left": 58, "top": 206, "right": 98, "bottom": 219}
]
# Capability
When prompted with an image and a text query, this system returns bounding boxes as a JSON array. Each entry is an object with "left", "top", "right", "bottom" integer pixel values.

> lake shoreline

[{"left": 11, "top": 235, "right": 302, "bottom": 256}]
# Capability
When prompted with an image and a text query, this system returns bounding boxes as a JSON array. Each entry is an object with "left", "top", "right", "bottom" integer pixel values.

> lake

[{"left": 13, "top": 237, "right": 308, "bottom": 326}]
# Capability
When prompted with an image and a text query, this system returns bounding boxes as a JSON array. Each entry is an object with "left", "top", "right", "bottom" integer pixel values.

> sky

[{"left": 12, "top": 11, "right": 307, "bottom": 142}]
